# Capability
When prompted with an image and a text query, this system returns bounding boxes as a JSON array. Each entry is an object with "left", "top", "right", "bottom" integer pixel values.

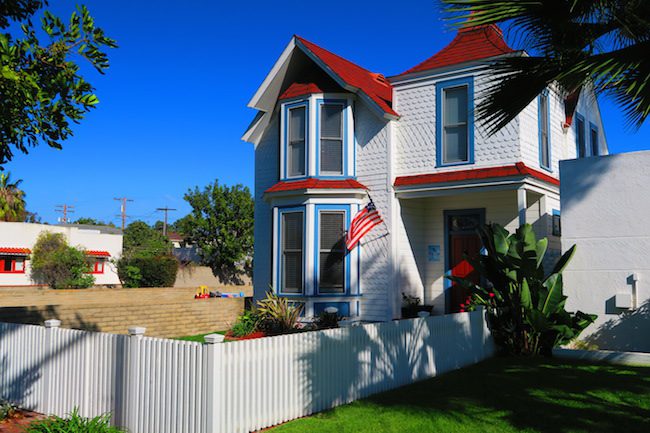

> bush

[
  {"left": 230, "top": 309, "right": 260, "bottom": 337},
  {"left": 31, "top": 232, "right": 95, "bottom": 289},
  {"left": 0, "top": 399, "right": 18, "bottom": 422},
  {"left": 448, "top": 223, "right": 596, "bottom": 356},
  {"left": 117, "top": 255, "right": 178, "bottom": 288},
  {"left": 24, "top": 408, "right": 125, "bottom": 433}
]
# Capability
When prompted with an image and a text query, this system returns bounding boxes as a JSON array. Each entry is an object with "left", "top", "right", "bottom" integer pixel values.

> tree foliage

[
  {"left": 182, "top": 180, "right": 254, "bottom": 285},
  {"left": 31, "top": 231, "right": 94, "bottom": 289},
  {"left": 0, "top": 0, "right": 117, "bottom": 165},
  {"left": 0, "top": 172, "right": 25, "bottom": 221},
  {"left": 73, "top": 217, "right": 115, "bottom": 227},
  {"left": 121, "top": 221, "right": 171, "bottom": 258},
  {"left": 442, "top": 0, "right": 650, "bottom": 132}
]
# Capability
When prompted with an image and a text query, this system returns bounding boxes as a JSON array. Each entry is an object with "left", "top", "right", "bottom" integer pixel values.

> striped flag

[{"left": 346, "top": 200, "right": 383, "bottom": 251}]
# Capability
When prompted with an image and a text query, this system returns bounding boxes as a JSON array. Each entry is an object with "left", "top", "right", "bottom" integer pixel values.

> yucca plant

[
  {"left": 448, "top": 223, "right": 596, "bottom": 355},
  {"left": 23, "top": 408, "right": 125, "bottom": 433},
  {"left": 256, "top": 291, "right": 303, "bottom": 335}
]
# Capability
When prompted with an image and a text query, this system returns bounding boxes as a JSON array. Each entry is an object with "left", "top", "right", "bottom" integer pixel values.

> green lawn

[
  {"left": 271, "top": 356, "right": 650, "bottom": 433},
  {"left": 173, "top": 330, "right": 226, "bottom": 342}
]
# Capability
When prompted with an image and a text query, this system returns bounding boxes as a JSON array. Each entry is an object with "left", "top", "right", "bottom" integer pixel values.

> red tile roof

[
  {"left": 85, "top": 250, "right": 111, "bottom": 257},
  {"left": 394, "top": 163, "right": 559, "bottom": 188},
  {"left": 399, "top": 24, "right": 515, "bottom": 76},
  {"left": 295, "top": 36, "right": 398, "bottom": 117},
  {"left": 0, "top": 247, "right": 31, "bottom": 255},
  {"left": 279, "top": 82, "right": 325, "bottom": 100},
  {"left": 266, "top": 178, "right": 368, "bottom": 193}
]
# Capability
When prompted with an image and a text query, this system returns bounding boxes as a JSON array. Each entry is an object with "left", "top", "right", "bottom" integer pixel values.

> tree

[
  {"left": 0, "top": 1, "right": 117, "bottom": 166},
  {"left": 183, "top": 180, "right": 254, "bottom": 285},
  {"left": 442, "top": 0, "right": 650, "bottom": 132},
  {"left": 31, "top": 231, "right": 95, "bottom": 289},
  {"left": 73, "top": 217, "right": 115, "bottom": 227},
  {"left": 0, "top": 172, "right": 26, "bottom": 221},
  {"left": 121, "top": 221, "right": 171, "bottom": 258}
]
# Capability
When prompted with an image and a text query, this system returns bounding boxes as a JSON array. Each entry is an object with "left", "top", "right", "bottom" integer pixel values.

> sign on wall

[{"left": 428, "top": 245, "right": 440, "bottom": 262}]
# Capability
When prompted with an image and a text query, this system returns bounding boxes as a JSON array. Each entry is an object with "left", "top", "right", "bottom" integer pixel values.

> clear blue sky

[{"left": 5, "top": 0, "right": 649, "bottom": 226}]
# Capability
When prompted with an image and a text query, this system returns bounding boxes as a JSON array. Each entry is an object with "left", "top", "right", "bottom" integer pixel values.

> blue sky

[{"left": 5, "top": 0, "right": 649, "bottom": 226}]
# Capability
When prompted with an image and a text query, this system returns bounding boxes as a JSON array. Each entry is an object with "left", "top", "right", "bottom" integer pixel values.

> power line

[
  {"left": 55, "top": 204, "right": 74, "bottom": 224},
  {"left": 114, "top": 197, "right": 133, "bottom": 231},
  {"left": 156, "top": 207, "right": 177, "bottom": 236}
]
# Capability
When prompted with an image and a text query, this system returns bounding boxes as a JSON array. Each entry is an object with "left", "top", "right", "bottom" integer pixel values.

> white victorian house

[{"left": 243, "top": 24, "right": 607, "bottom": 321}]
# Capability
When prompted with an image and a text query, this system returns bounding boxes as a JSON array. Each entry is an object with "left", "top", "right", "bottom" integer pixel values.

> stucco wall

[
  {"left": 561, "top": 151, "right": 650, "bottom": 352},
  {"left": 0, "top": 222, "right": 122, "bottom": 286}
]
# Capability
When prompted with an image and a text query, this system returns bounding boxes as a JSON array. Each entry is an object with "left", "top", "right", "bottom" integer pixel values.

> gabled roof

[
  {"left": 266, "top": 178, "right": 368, "bottom": 193},
  {"left": 398, "top": 24, "right": 515, "bottom": 77}
]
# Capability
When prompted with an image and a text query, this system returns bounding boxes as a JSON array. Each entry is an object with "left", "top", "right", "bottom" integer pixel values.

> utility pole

[
  {"left": 55, "top": 204, "right": 74, "bottom": 224},
  {"left": 114, "top": 197, "right": 133, "bottom": 231},
  {"left": 156, "top": 207, "right": 177, "bottom": 236}
]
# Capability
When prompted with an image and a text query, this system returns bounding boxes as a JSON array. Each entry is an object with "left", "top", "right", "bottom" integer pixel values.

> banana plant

[{"left": 447, "top": 223, "right": 596, "bottom": 355}]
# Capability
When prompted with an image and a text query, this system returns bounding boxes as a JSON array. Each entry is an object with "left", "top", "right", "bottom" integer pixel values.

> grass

[
  {"left": 173, "top": 330, "right": 226, "bottom": 342},
  {"left": 271, "top": 356, "right": 650, "bottom": 433}
]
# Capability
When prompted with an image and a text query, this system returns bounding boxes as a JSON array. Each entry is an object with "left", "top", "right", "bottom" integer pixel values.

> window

[
  {"left": 539, "top": 92, "right": 551, "bottom": 170},
  {"left": 437, "top": 77, "right": 473, "bottom": 166},
  {"left": 318, "top": 211, "right": 346, "bottom": 293},
  {"left": 92, "top": 260, "right": 105, "bottom": 274},
  {"left": 287, "top": 106, "right": 306, "bottom": 177},
  {"left": 0, "top": 256, "right": 25, "bottom": 273},
  {"left": 552, "top": 210, "right": 561, "bottom": 236},
  {"left": 590, "top": 124, "right": 599, "bottom": 156},
  {"left": 319, "top": 103, "right": 344, "bottom": 175},
  {"left": 281, "top": 211, "right": 304, "bottom": 294},
  {"left": 576, "top": 115, "right": 587, "bottom": 158}
]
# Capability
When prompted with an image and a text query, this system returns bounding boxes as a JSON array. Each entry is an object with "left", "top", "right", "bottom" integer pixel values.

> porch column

[{"left": 517, "top": 187, "right": 527, "bottom": 226}]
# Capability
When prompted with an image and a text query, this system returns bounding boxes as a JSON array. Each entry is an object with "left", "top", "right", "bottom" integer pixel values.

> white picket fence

[{"left": 0, "top": 310, "right": 494, "bottom": 433}]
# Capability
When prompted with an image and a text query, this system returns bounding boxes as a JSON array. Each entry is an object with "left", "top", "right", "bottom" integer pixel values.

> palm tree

[
  {"left": 441, "top": 0, "right": 650, "bottom": 133},
  {"left": 0, "top": 172, "right": 26, "bottom": 222}
]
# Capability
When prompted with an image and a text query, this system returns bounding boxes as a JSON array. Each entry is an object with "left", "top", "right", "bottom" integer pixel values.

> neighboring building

[
  {"left": 561, "top": 151, "right": 649, "bottom": 352},
  {"left": 243, "top": 24, "right": 608, "bottom": 320},
  {"left": 167, "top": 232, "right": 201, "bottom": 263},
  {"left": 0, "top": 222, "right": 123, "bottom": 287}
]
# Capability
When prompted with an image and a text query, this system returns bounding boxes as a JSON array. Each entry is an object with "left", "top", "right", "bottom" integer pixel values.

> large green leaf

[
  {"left": 520, "top": 278, "right": 532, "bottom": 309},
  {"left": 541, "top": 274, "right": 564, "bottom": 315},
  {"left": 546, "top": 245, "right": 577, "bottom": 280},
  {"left": 535, "top": 238, "right": 548, "bottom": 269}
]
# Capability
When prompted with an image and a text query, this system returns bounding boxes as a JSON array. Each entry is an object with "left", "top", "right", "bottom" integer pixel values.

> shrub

[
  {"left": 24, "top": 408, "right": 125, "bottom": 433},
  {"left": 31, "top": 232, "right": 95, "bottom": 289},
  {"left": 0, "top": 399, "right": 18, "bottom": 422},
  {"left": 256, "top": 291, "right": 303, "bottom": 335},
  {"left": 230, "top": 309, "right": 260, "bottom": 337},
  {"left": 117, "top": 255, "right": 178, "bottom": 288},
  {"left": 315, "top": 310, "right": 340, "bottom": 329},
  {"left": 448, "top": 223, "right": 596, "bottom": 356}
]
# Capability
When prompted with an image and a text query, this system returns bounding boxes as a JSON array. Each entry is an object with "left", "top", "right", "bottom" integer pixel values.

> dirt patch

[{"left": 0, "top": 410, "right": 44, "bottom": 432}]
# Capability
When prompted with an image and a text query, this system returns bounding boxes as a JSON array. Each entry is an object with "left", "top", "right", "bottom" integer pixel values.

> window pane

[
  {"left": 14, "top": 259, "right": 24, "bottom": 272},
  {"left": 288, "top": 107, "right": 306, "bottom": 177},
  {"left": 3, "top": 259, "right": 11, "bottom": 272},
  {"left": 444, "top": 126, "right": 468, "bottom": 162},
  {"left": 540, "top": 94, "right": 550, "bottom": 168},
  {"left": 576, "top": 118, "right": 586, "bottom": 158},
  {"left": 319, "top": 252, "right": 344, "bottom": 293},
  {"left": 321, "top": 104, "right": 342, "bottom": 138},
  {"left": 283, "top": 252, "right": 303, "bottom": 293},
  {"left": 320, "top": 139, "right": 343, "bottom": 174},
  {"left": 591, "top": 128, "right": 599, "bottom": 156},
  {"left": 288, "top": 142, "right": 305, "bottom": 177},
  {"left": 282, "top": 212, "right": 303, "bottom": 293},
  {"left": 283, "top": 213, "right": 303, "bottom": 250},
  {"left": 289, "top": 107, "right": 305, "bottom": 142},
  {"left": 320, "top": 212, "right": 344, "bottom": 250},
  {"left": 319, "top": 212, "right": 345, "bottom": 293},
  {"left": 444, "top": 87, "right": 468, "bottom": 125}
]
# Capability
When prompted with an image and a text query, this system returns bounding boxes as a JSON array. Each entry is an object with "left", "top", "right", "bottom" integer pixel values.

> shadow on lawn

[{"left": 367, "top": 356, "right": 650, "bottom": 433}]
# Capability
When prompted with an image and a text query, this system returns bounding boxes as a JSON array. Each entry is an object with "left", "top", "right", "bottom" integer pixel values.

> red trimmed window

[
  {"left": 91, "top": 260, "right": 105, "bottom": 274},
  {"left": 0, "top": 256, "right": 26, "bottom": 273}
]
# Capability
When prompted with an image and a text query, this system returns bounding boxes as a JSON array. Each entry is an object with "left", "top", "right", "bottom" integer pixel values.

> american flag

[{"left": 346, "top": 200, "right": 383, "bottom": 251}]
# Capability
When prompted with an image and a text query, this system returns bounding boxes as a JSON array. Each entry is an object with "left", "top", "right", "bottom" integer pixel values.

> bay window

[
  {"left": 318, "top": 211, "right": 346, "bottom": 293},
  {"left": 319, "top": 103, "right": 344, "bottom": 175},
  {"left": 437, "top": 77, "right": 474, "bottom": 166}
]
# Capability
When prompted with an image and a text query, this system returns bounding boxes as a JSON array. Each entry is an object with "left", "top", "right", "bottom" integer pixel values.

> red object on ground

[
  {"left": 225, "top": 331, "right": 266, "bottom": 341},
  {"left": 266, "top": 178, "right": 368, "bottom": 193}
]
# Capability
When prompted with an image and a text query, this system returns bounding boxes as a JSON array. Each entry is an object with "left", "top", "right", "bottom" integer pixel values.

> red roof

[
  {"left": 266, "top": 178, "right": 368, "bottom": 193},
  {"left": 279, "top": 82, "right": 325, "bottom": 100},
  {"left": 399, "top": 24, "right": 515, "bottom": 76},
  {"left": 394, "top": 163, "right": 559, "bottom": 188},
  {"left": 0, "top": 247, "right": 31, "bottom": 255},
  {"left": 295, "top": 36, "right": 397, "bottom": 117},
  {"left": 85, "top": 250, "right": 111, "bottom": 257}
]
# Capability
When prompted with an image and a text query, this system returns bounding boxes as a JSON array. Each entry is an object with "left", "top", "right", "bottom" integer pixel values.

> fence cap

[
  {"left": 44, "top": 319, "right": 61, "bottom": 328},
  {"left": 204, "top": 333, "right": 226, "bottom": 344},
  {"left": 128, "top": 326, "right": 146, "bottom": 336}
]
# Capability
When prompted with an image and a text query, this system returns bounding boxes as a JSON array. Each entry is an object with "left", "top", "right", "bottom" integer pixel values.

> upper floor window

[
  {"left": 539, "top": 91, "right": 551, "bottom": 170},
  {"left": 287, "top": 105, "right": 307, "bottom": 178},
  {"left": 436, "top": 77, "right": 474, "bottom": 167},
  {"left": 280, "top": 210, "right": 304, "bottom": 294},
  {"left": 319, "top": 103, "right": 345, "bottom": 176},
  {"left": 575, "top": 114, "right": 587, "bottom": 158},
  {"left": 318, "top": 210, "right": 346, "bottom": 293},
  {"left": 590, "top": 123, "right": 599, "bottom": 156}
]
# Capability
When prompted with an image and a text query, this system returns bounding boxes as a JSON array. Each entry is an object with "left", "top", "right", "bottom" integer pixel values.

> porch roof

[
  {"left": 394, "top": 163, "right": 559, "bottom": 190},
  {"left": 0, "top": 247, "right": 31, "bottom": 256}
]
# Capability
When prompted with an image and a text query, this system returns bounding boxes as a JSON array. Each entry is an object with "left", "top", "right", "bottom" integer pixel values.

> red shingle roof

[
  {"left": 295, "top": 36, "right": 397, "bottom": 117},
  {"left": 399, "top": 24, "right": 515, "bottom": 76},
  {"left": 394, "top": 163, "right": 559, "bottom": 187},
  {"left": 85, "top": 250, "right": 111, "bottom": 257},
  {"left": 279, "top": 82, "right": 325, "bottom": 100},
  {"left": 0, "top": 247, "right": 31, "bottom": 255},
  {"left": 266, "top": 178, "right": 368, "bottom": 193}
]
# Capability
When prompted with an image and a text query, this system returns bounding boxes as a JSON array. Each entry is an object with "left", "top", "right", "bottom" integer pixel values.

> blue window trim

[
  {"left": 538, "top": 90, "right": 552, "bottom": 172},
  {"left": 589, "top": 122, "right": 599, "bottom": 156},
  {"left": 574, "top": 113, "right": 586, "bottom": 158},
  {"left": 436, "top": 76, "right": 475, "bottom": 168},
  {"left": 443, "top": 208, "right": 486, "bottom": 314},
  {"left": 282, "top": 100, "right": 310, "bottom": 180},
  {"left": 313, "top": 204, "right": 352, "bottom": 296},
  {"left": 315, "top": 99, "right": 349, "bottom": 178},
  {"left": 276, "top": 206, "right": 306, "bottom": 296}
]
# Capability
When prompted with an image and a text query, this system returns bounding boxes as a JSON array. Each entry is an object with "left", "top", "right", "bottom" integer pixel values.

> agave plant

[
  {"left": 448, "top": 223, "right": 596, "bottom": 355},
  {"left": 256, "top": 291, "right": 303, "bottom": 335}
]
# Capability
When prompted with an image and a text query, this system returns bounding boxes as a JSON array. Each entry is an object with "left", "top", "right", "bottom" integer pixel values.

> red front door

[{"left": 449, "top": 235, "right": 482, "bottom": 312}]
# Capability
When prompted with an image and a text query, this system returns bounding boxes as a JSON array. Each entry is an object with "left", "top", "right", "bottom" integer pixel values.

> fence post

[
  {"left": 203, "top": 334, "right": 224, "bottom": 433},
  {"left": 126, "top": 326, "right": 145, "bottom": 433},
  {"left": 42, "top": 319, "right": 60, "bottom": 415}
]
